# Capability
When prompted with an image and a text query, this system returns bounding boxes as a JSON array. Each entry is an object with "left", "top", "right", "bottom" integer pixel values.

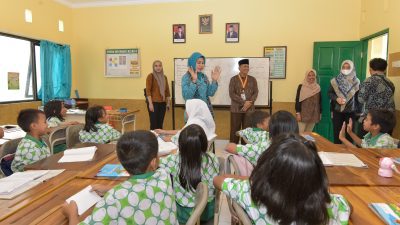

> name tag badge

[{"left": 241, "top": 92, "right": 246, "bottom": 101}]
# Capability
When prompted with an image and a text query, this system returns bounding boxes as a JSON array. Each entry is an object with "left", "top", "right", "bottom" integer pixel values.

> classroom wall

[
  {"left": 0, "top": 0, "right": 73, "bottom": 125},
  {"left": 360, "top": 0, "right": 400, "bottom": 138}
]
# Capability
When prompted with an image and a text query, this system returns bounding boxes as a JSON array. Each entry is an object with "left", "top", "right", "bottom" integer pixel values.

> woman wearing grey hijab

[
  {"left": 328, "top": 60, "right": 360, "bottom": 144},
  {"left": 145, "top": 60, "right": 171, "bottom": 129}
]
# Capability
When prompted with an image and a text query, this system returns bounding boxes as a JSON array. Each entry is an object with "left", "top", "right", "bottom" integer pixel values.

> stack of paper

[
  {"left": 0, "top": 170, "right": 65, "bottom": 199},
  {"left": 2, "top": 126, "right": 26, "bottom": 140},
  {"left": 157, "top": 137, "right": 177, "bottom": 156},
  {"left": 66, "top": 185, "right": 103, "bottom": 215},
  {"left": 58, "top": 146, "right": 97, "bottom": 163},
  {"left": 318, "top": 152, "right": 367, "bottom": 168}
]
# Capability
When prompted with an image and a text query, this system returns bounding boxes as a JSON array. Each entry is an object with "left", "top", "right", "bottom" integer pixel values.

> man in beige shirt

[{"left": 229, "top": 59, "right": 259, "bottom": 143}]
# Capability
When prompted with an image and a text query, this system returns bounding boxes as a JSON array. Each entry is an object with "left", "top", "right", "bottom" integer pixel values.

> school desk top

[
  {"left": 0, "top": 178, "right": 121, "bottom": 225},
  {"left": 330, "top": 186, "right": 400, "bottom": 225},
  {"left": 306, "top": 132, "right": 400, "bottom": 186},
  {"left": 0, "top": 170, "right": 78, "bottom": 222},
  {"left": 24, "top": 143, "right": 116, "bottom": 173}
]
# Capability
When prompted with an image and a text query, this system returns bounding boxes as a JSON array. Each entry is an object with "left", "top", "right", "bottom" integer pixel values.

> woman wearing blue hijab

[{"left": 182, "top": 52, "right": 221, "bottom": 117}]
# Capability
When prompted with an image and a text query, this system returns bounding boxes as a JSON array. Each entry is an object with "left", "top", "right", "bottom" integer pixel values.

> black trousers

[
  {"left": 230, "top": 112, "right": 250, "bottom": 144},
  {"left": 332, "top": 111, "right": 357, "bottom": 144},
  {"left": 148, "top": 102, "right": 167, "bottom": 130}
]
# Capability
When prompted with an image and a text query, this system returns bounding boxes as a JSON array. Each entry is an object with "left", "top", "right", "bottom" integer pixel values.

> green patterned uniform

[
  {"left": 222, "top": 178, "right": 351, "bottom": 225},
  {"left": 361, "top": 132, "right": 397, "bottom": 149},
  {"left": 237, "top": 128, "right": 269, "bottom": 144},
  {"left": 47, "top": 117, "right": 63, "bottom": 128},
  {"left": 79, "top": 123, "right": 121, "bottom": 144},
  {"left": 11, "top": 135, "right": 50, "bottom": 172},
  {"left": 159, "top": 153, "right": 219, "bottom": 223},
  {"left": 80, "top": 169, "right": 178, "bottom": 225}
]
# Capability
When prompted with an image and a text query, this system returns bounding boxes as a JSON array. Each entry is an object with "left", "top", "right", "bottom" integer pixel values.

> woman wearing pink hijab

[{"left": 295, "top": 69, "right": 322, "bottom": 132}]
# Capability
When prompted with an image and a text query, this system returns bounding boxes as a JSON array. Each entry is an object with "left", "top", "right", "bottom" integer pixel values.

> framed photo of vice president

[
  {"left": 173, "top": 24, "right": 186, "bottom": 43},
  {"left": 225, "top": 23, "right": 240, "bottom": 43}
]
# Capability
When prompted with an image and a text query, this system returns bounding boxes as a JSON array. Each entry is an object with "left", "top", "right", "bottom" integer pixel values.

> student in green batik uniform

[
  {"left": 44, "top": 100, "right": 80, "bottom": 153},
  {"left": 63, "top": 131, "right": 178, "bottom": 224},
  {"left": 339, "top": 109, "right": 397, "bottom": 149},
  {"left": 79, "top": 105, "right": 121, "bottom": 144},
  {"left": 159, "top": 124, "right": 219, "bottom": 224},
  {"left": 226, "top": 110, "right": 298, "bottom": 166},
  {"left": 11, "top": 109, "right": 50, "bottom": 172},
  {"left": 214, "top": 133, "right": 351, "bottom": 225}
]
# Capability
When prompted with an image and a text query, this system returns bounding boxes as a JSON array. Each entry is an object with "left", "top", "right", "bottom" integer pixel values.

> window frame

[{"left": 0, "top": 32, "right": 41, "bottom": 104}]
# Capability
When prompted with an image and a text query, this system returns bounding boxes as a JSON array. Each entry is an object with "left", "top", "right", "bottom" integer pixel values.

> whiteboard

[{"left": 174, "top": 57, "right": 270, "bottom": 106}]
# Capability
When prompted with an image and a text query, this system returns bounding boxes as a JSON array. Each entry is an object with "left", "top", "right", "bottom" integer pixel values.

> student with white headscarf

[
  {"left": 146, "top": 60, "right": 171, "bottom": 130},
  {"left": 328, "top": 60, "right": 360, "bottom": 144},
  {"left": 295, "top": 69, "right": 322, "bottom": 132},
  {"left": 154, "top": 99, "right": 217, "bottom": 144}
]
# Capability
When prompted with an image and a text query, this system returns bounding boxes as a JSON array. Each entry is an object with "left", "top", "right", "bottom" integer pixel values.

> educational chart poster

[
  {"left": 8, "top": 72, "right": 19, "bottom": 90},
  {"left": 264, "top": 46, "right": 287, "bottom": 79},
  {"left": 105, "top": 48, "right": 140, "bottom": 77}
]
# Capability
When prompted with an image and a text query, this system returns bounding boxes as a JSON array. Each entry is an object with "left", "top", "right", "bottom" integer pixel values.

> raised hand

[
  {"left": 339, "top": 122, "right": 347, "bottom": 140},
  {"left": 211, "top": 66, "right": 222, "bottom": 81},
  {"left": 347, "top": 118, "right": 353, "bottom": 133},
  {"left": 188, "top": 67, "right": 198, "bottom": 82}
]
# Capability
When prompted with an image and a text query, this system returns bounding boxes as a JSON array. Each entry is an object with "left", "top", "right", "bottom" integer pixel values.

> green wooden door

[{"left": 313, "top": 41, "right": 363, "bottom": 141}]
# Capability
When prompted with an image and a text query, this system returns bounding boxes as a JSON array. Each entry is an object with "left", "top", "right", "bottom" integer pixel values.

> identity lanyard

[{"left": 238, "top": 75, "right": 248, "bottom": 91}]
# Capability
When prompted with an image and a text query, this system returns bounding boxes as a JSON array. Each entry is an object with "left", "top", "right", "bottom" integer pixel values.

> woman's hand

[
  {"left": 336, "top": 97, "right": 346, "bottom": 105},
  {"left": 211, "top": 66, "right": 221, "bottom": 81},
  {"left": 296, "top": 113, "right": 301, "bottom": 122},
  {"left": 188, "top": 67, "right": 197, "bottom": 82},
  {"left": 154, "top": 129, "right": 164, "bottom": 134},
  {"left": 148, "top": 103, "right": 154, "bottom": 112}
]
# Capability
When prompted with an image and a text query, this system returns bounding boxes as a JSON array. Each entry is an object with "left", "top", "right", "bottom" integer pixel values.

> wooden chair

[
  {"left": 232, "top": 201, "right": 252, "bottom": 225},
  {"left": 66, "top": 124, "right": 84, "bottom": 149},
  {"left": 0, "top": 138, "right": 22, "bottom": 159},
  {"left": 48, "top": 126, "right": 67, "bottom": 154},
  {"left": 121, "top": 113, "right": 136, "bottom": 134},
  {"left": 225, "top": 155, "right": 243, "bottom": 225},
  {"left": 207, "top": 135, "right": 217, "bottom": 153},
  {"left": 185, "top": 182, "right": 209, "bottom": 225}
]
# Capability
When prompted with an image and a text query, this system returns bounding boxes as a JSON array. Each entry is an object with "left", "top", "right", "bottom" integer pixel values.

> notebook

[
  {"left": 96, "top": 164, "right": 129, "bottom": 177},
  {"left": 66, "top": 185, "right": 103, "bottom": 215},
  {"left": 58, "top": 146, "right": 97, "bottom": 163},
  {"left": 0, "top": 170, "right": 64, "bottom": 199},
  {"left": 318, "top": 152, "right": 367, "bottom": 168},
  {"left": 157, "top": 136, "right": 177, "bottom": 156},
  {"left": 369, "top": 203, "right": 400, "bottom": 225}
]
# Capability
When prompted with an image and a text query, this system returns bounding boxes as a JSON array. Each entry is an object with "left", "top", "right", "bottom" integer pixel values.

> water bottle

[{"left": 71, "top": 99, "right": 76, "bottom": 109}]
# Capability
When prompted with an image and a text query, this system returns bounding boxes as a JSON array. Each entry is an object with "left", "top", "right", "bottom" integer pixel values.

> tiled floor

[{"left": 214, "top": 139, "right": 231, "bottom": 225}]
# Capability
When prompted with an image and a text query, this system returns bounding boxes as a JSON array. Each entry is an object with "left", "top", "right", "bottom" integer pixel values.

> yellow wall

[
  {"left": 360, "top": 0, "right": 400, "bottom": 109},
  {"left": 71, "top": 0, "right": 361, "bottom": 102}
]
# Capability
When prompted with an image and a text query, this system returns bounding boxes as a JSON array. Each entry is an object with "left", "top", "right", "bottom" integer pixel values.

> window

[
  {"left": 365, "top": 33, "right": 388, "bottom": 77},
  {"left": 0, "top": 33, "right": 40, "bottom": 103}
]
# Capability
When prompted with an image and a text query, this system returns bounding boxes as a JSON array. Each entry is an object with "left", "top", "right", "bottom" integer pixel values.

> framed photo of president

[
  {"left": 173, "top": 24, "right": 186, "bottom": 43},
  {"left": 225, "top": 23, "right": 239, "bottom": 43}
]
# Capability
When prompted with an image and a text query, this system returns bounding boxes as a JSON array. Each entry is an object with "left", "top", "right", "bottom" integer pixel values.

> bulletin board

[
  {"left": 105, "top": 48, "right": 140, "bottom": 77},
  {"left": 388, "top": 52, "right": 400, "bottom": 77}
]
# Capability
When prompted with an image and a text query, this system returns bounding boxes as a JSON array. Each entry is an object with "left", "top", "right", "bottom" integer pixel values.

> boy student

[
  {"left": 339, "top": 109, "right": 397, "bottom": 149},
  {"left": 225, "top": 111, "right": 270, "bottom": 166},
  {"left": 11, "top": 109, "right": 50, "bottom": 172},
  {"left": 63, "top": 131, "right": 178, "bottom": 224}
]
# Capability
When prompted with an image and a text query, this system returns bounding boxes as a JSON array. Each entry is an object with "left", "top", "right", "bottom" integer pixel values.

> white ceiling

[{"left": 55, "top": 0, "right": 201, "bottom": 8}]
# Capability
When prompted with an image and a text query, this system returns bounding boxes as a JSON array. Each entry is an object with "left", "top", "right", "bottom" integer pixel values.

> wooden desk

[
  {"left": 307, "top": 132, "right": 400, "bottom": 186},
  {"left": 24, "top": 144, "right": 117, "bottom": 172},
  {"left": 107, "top": 109, "right": 139, "bottom": 133},
  {"left": 0, "top": 178, "right": 122, "bottom": 225},
  {"left": 0, "top": 171, "right": 77, "bottom": 222},
  {"left": 330, "top": 186, "right": 400, "bottom": 225}
]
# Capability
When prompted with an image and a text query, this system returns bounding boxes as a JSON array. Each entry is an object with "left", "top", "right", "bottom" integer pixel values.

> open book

[
  {"left": 369, "top": 203, "right": 400, "bottom": 225},
  {"left": 0, "top": 170, "right": 64, "bottom": 199},
  {"left": 58, "top": 146, "right": 97, "bottom": 163},
  {"left": 318, "top": 152, "right": 367, "bottom": 168},
  {"left": 157, "top": 136, "right": 177, "bottom": 156},
  {"left": 66, "top": 185, "right": 103, "bottom": 215}
]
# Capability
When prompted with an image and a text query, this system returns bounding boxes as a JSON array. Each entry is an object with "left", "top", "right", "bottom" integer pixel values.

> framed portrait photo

[
  {"left": 199, "top": 14, "right": 212, "bottom": 34},
  {"left": 225, "top": 23, "right": 239, "bottom": 43},
  {"left": 173, "top": 24, "right": 186, "bottom": 43}
]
